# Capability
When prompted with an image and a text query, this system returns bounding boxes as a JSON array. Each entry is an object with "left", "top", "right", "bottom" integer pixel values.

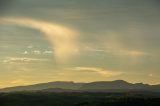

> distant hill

[
  {"left": 0, "top": 81, "right": 83, "bottom": 92},
  {"left": 0, "top": 80, "right": 160, "bottom": 92},
  {"left": 80, "top": 80, "right": 160, "bottom": 92}
]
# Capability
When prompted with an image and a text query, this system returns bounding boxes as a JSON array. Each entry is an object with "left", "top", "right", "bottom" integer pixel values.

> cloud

[
  {"left": 106, "top": 48, "right": 149, "bottom": 57},
  {"left": 23, "top": 50, "right": 53, "bottom": 55},
  {"left": 23, "top": 51, "right": 29, "bottom": 54},
  {"left": 103, "top": 34, "right": 149, "bottom": 57},
  {"left": 10, "top": 79, "right": 29, "bottom": 84},
  {"left": 33, "top": 50, "right": 41, "bottom": 55},
  {"left": 2, "top": 57, "right": 49, "bottom": 64},
  {"left": 85, "top": 46, "right": 105, "bottom": 52},
  {"left": 84, "top": 45, "right": 147, "bottom": 57},
  {"left": 43, "top": 50, "right": 53, "bottom": 54},
  {"left": 149, "top": 73, "right": 153, "bottom": 77},
  {"left": 27, "top": 45, "right": 34, "bottom": 49},
  {"left": 0, "top": 45, "right": 9, "bottom": 48},
  {"left": 68, "top": 67, "right": 122, "bottom": 77},
  {"left": 0, "top": 17, "right": 79, "bottom": 63}
]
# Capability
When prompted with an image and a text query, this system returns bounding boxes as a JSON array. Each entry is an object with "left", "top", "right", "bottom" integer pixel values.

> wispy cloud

[
  {"left": 68, "top": 67, "right": 122, "bottom": 77},
  {"left": 23, "top": 50, "right": 53, "bottom": 55},
  {"left": 84, "top": 45, "right": 148, "bottom": 57},
  {"left": 23, "top": 51, "right": 29, "bottom": 55},
  {"left": 0, "top": 79, "right": 31, "bottom": 88},
  {"left": 103, "top": 34, "right": 149, "bottom": 57},
  {"left": 106, "top": 48, "right": 149, "bottom": 57},
  {"left": 43, "top": 50, "right": 53, "bottom": 54},
  {"left": 0, "top": 45, "right": 9, "bottom": 48},
  {"left": 85, "top": 46, "right": 105, "bottom": 52},
  {"left": 10, "top": 79, "right": 29, "bottom": 84},
  {"left": 0, "top": 17, "right": 79, "bottom": 63},
  {"left": 32, "top": 50, "right": 41, "bottom": 55},
  {"left": 27, "top": 45, "right": 34, "bottom": 49},
  {"left": 2, "top": 57, "right": 49, "bottom": 64}
]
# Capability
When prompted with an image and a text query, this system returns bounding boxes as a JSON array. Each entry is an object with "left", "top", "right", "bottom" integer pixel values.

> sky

[{"left": 0, "top": 0, "right": 160, "bottom": 88}]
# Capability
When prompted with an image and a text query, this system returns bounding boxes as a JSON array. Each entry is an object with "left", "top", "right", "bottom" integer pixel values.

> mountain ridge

[{"left": 0, "top": 80, "right": 159, "bottom": 92}]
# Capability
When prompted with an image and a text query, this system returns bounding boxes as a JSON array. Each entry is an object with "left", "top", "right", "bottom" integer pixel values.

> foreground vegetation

[{"left": 0, "top": 92, "right": 160, "bottom": 106}]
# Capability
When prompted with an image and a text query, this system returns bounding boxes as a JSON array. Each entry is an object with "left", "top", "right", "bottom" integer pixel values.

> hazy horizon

[
  {"left": 0, "top": 0, "right": 160, "bottom": 88},
  {"left": 1, "top": 79, "right": 160, "bottom": 90}
]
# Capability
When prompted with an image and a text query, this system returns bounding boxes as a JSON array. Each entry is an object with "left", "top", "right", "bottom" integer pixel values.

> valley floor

[{"left": 0, "top": 92, "right": 160, "bottom": 106}]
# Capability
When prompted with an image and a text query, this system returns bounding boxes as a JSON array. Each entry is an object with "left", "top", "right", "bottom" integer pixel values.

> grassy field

[{"left": 0, "top": 92, "right": 160, "bottom": 106}]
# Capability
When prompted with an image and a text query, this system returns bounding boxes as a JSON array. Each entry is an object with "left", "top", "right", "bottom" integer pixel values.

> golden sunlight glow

[{"left": 0, "top": 17, "right": 79, "bottom": 63}]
